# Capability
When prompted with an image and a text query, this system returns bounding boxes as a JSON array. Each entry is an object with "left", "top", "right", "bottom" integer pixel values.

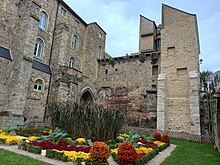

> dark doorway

[{"left": 80, "top": 91, "right": 94, "bottom": 104}]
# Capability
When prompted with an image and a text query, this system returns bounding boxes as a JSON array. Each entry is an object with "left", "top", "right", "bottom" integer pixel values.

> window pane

[
  {"left": 39, "top": 12, "right": 47, "bottom": 30},
  {"left": 34, "top": 38, "right": 43, "bottom": 57},
  {"left": 72, "top": 35, "right": 78, "bottom": 49}
]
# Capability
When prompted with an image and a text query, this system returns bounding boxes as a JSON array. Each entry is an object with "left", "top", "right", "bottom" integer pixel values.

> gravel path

[{"left": 0, "top": 144, "right": 176, "bottom": 165}]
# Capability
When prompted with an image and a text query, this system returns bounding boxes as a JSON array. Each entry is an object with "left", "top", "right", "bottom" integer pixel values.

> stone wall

[
  {"left": 96, "top": 55, "right": 158, "bottom": 128},
  {"left": 0, "top": 0, "right": 40, "bottom": 127},
  {"left": 157, "top": 4, "right": 200, "bottom": 134},
  {"left": 139, "top": 15, "right": 157, "bottom": 52},
  {"left": 24, "top": 68, "right": 50, "bottom": 123}
]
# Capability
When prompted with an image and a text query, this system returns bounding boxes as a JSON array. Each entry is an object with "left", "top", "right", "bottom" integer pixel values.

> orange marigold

[
  {"left": 118, "top": 142, "right": 138, "bottom": 164},
  {"left": 154, "top": 132, "right": 161, "bottom": 141},
  {"left": 89, "top": 142, "right": 110, "bottom": 163},
  {"left": 161, "top": 134, "right": 170, "bottom": 143}
]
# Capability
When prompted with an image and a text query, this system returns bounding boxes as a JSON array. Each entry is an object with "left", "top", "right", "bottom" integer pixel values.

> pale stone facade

[
  {"left": 0, "top": 1, "right": 200, "bottom": 134},
  {"left": 157, "top": 5, "right": 201, "bottom": 134}
]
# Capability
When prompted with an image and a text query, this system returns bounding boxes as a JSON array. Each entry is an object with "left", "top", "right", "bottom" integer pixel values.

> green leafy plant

[{"left": 38, "top": 127, "right": 68, "bottom": 144}]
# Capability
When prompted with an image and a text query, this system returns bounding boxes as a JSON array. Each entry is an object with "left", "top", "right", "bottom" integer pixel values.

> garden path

[{"left": 0, "top": 144, "right": 176, "bottom": 165}]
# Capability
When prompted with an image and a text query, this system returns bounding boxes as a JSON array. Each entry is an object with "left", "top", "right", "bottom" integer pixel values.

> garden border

[{"left": 124, "top": 127, "right": 214, "bottom": 144}]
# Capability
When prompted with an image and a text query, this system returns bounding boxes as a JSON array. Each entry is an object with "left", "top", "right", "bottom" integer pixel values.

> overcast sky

[{"left": 65, "top": 0, "right": 220, "bottom": 72}]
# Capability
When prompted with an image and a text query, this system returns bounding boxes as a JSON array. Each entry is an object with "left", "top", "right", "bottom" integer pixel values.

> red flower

[
  {"left": 140, "top": 138, "right": 148, "bottom": 144},
  {"left": 137, "top": 152, "right": 146, "bottom": 158},
  {"left": 28, "top": 140, "right": 91, "bottom": 152},
  {"left": 161, "top": 134, "right": 170, "bottom": 143},
  {"left": 146, "top": 142, "right": 158, "bottom": 147},
  {"left": 154, "top": 132, "right": 161, "bottom": 141}
]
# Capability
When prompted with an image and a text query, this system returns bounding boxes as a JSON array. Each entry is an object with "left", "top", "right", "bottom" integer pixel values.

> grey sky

[{"left": 64, "top": 0, "right": 220, "bottom": 72}]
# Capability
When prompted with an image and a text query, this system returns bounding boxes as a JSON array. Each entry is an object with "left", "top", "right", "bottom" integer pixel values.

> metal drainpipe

[{"left": 43, "top": 0, "right": 60, "bottom": 122}]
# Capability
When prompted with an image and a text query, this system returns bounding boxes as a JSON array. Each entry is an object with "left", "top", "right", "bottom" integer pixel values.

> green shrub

[
  {"left": 27, "top": 144, "right": 42, "bottom": 154},
  {"left": 45, "top": 150, "right": 56, "bottom": 159}
]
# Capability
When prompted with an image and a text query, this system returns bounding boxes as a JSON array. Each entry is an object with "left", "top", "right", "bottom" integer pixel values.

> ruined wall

[
  {"left": 0, "top": 0, "right": 40, "bottom": 127},
  {"left": 96, "top": 55, "right": 158, "bottom": 128},
  {"left": 157, "top": 4, "right": 200, "bottom": 134}
]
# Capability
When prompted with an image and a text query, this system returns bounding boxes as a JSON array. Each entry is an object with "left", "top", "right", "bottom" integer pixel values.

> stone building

[{"left": 0, "top": 0, "right": 201, "bottom": 135}]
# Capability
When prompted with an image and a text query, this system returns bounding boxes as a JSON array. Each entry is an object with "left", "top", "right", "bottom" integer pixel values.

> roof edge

[
  {"left": 59, "top": 0, "right": 88, "bottom": 26},
  {"left": 162, "top": 3, "right": 196, "bottom": 17},
  {"left": 88, "top": 22, "right": 106, "bottom": 34}
]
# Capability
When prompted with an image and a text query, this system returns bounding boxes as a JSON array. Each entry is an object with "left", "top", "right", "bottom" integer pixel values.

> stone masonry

[{"left": 0, "top": 1, "right": 201, "bottom": 134}]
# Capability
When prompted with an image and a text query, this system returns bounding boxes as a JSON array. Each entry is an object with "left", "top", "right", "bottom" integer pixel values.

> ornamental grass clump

[
  {"left": 118, "top": 142, "right": 138, "bottom": 164},
  {"left": 89, "top": 142, "right": 110, "bottom": 163}
]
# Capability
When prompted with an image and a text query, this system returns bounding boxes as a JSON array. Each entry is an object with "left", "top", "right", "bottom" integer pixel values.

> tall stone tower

[{"left": 157, "top": 4, "right": 201, "bottom": 135}]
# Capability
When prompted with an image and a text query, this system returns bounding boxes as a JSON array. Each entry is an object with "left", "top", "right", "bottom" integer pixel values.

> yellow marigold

[
  {"left": 0, "top": 134, "right": 23, "bottom": 145},
  {"left": 135, "top": 147, "right": 153, "bottom": 154},
  {"left": 27, "top": 136, "right": 39, "bottom": 141},
  {"left": 118, "top": 133, "right": 129, "bottom": 138},
  {"left": 111, "top": 148, "right": 118, "bottom": 154},
  {"left": 0, "top": 129, "right": 4, "bottom": 134},
  {"left": 48, "top": 129, "right": 53, "bottom": 134},
  {"left": 75, "top": 138, "right": 86, "bottom": 143},
  {"left": 66, "top": 137, "right": 72, "bottom": 141},
  {"left": 63, "top": 151, "right": 90, "bottom": 161},
  {"left": 153, "top": 141, "right": 165, "bottom": 147}
]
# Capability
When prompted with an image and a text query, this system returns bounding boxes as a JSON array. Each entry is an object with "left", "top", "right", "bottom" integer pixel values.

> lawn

[
  {"left": 0, "top": 148, "right": 51, "bottom": 165},
  {"left": 161, "top": 139, "right": 220, "bottom": 165}
]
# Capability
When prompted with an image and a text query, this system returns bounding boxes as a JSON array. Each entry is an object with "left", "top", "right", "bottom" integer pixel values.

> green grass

[
  {"left": 0, "top": 148, "right": 51, "bottom": 165},
  {"left": 161, "top": 139, "right": 220, "bottom": 165}
]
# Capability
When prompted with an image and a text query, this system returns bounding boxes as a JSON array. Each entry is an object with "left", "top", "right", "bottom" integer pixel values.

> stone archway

[{"left": 80, "top": 89, "right": 94, "bottom": 104}]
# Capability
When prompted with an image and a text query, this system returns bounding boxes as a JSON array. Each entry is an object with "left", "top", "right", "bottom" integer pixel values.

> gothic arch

[{"left": 80, "top": 86, "right": 95, "bottom": 104}]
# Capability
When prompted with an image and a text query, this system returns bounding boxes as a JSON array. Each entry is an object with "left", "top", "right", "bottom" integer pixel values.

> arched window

[
  {"left": 97, "top": 46, "right": 101, "bottom": 59},
  {"left": 39, "top": 11, "right": 48, "bottom": 30},
  {"left": 72, "top": 35, "right": 78, "bottom": 49},
  {"left": 69, "top": 57, "right": 75, "bottom": 68},
  {"left": 34, "top": 79, "right": 44, "bottom": 92},
  {"left": 34, "top": 38, "right": 44, "bottom": 57}
]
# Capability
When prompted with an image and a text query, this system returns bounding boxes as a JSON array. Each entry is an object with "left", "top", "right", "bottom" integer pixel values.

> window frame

[
  {"left": 60, "top": 7, "right": 67, "bottom": 17},
  {"left": 99, "top": 32, "right": 102, "bottom": 39},
  {"left": 72, "top": 35, "right": 78, "bottom": 50},
  {"left": 34, "top": 79, "right": 44, "bottom": 92},
  {"left": 69, "top": 57, "right": 75, "bottom": 68},
  {"left": 39, "top": 11, "right": 48, "bottom": 31},
  {"left": 97, "top": 45, "right": 101, "bottom": 59},
  {"left": 75, "top": 20, "right": 80, "bottom": 28},
  {"left": 34, "top": 38, "right": 44, "bottom": 58}
]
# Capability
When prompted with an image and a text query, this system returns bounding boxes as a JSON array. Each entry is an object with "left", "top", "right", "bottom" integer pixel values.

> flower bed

[
  {"left": 28, "top": 140, "right": 91, "bottom": 152},
  {"left": 0, "top": 129, "right": 23, "bottom": 145},
  {"left": 14, "top": 129, "right": 52, "bottom": 137},
  {"left": 0, "top": 127, "right": 171, "bottom": 164}
]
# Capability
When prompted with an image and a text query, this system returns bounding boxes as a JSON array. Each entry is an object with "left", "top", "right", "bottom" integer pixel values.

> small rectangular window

[
  {"left": 156, "top": 39, "right": 161, "bottom": 48},
  {"left": 167, "top": 47, "right": 175, "bottom": 56},
  {"left": 152, "top": 65, "right": 158, "bottom": 75},
  {"left": 99, "top": 32, "right": 102, "bottom": 39},
  {"left": 60, "top": 7, "right": 67, "bottom": 17},
  {"left": 177, "top": 68, "right": 187, "bottom": 75},
  {"left": 75, "top": 20, "right": 79, "bottom": 28}
]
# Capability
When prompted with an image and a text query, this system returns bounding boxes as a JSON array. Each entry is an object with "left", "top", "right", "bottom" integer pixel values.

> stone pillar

[
  {"left": 189, "top": 71, "right": 201, "bottom": 135},
  {"left": 157, "top": 73, "right": 166, "bottom": 130}
]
